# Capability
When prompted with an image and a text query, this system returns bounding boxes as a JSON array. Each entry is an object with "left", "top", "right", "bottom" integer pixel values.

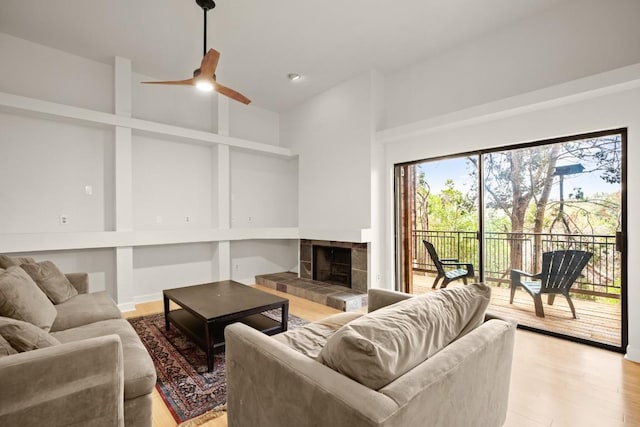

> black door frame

[{"left": 393, "top": 128, "right": 628, "bottom": 353}]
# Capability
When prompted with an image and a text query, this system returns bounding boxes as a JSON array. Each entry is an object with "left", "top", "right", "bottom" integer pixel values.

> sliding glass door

[{"left": 395, "top": 129, "right": 626, "bottom": 350}]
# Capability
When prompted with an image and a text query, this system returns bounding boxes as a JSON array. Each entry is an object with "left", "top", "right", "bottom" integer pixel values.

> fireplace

[
  {"left": 300, "top": 239, "right": 368, "bottom": 293},
  {"left": 313, "top": 246, "right": 352, "bottom": 287}
]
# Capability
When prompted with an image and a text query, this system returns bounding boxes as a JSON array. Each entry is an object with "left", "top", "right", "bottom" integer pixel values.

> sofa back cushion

[
  {"left": 0, "top": 267, "right": 58, "bottom": 331},
  {"left": 21, "top": 261, "right": 78, "bottom": 304},
  {"left": 318, "top": 283, "right": 491, "bottom": 390},
  {"left": 0, "top": 316, "right": 60, "bottom": 352},
  {"left": 0, "top": 255, "right": 35, "bottom": 269}
]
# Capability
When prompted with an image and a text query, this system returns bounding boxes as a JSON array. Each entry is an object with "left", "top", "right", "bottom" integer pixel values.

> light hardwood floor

[{"left": 124, "top": 285, "right": 640, "bottom": 427}]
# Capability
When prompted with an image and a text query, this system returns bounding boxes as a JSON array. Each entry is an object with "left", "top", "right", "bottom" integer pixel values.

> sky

[{"left": 416, "top": 147, "right": 620, "bottom": 200}]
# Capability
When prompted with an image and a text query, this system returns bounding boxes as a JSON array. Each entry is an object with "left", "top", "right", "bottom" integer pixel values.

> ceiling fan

[{"left": 142, "top": 0, "right": 251, "bottom": 105}]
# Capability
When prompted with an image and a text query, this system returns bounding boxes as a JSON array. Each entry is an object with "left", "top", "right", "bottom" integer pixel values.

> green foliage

[{"left": 423, "top": 180, "right": 477, "bottom": 231}]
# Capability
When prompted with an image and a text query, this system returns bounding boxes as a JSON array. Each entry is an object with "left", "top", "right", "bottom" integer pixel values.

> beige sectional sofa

[
  {"left": 0, "top": 256, "right": 156, "bottom": 427},
  {"left": 226, "top": 284, "right": 516, "bottom": 427}
]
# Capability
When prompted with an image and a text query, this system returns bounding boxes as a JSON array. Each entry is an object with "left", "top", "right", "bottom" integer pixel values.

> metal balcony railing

[{"left": 413, "top": 230, "right": 620, "bottom": 299}]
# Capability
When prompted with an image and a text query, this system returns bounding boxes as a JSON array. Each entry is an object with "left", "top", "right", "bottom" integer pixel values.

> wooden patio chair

[
  {"left": 510, "top": 250, "right": 593, "bottom": 318},
  {"left": 422, "top": 240, "right": 475, "bottom": 289}
]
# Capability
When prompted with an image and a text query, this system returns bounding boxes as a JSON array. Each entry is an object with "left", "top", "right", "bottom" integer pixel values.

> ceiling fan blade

[
  {"left": 200, "top": 49, "right": 221, "bottom": 76},
  {"left": 141, "top": 78, "right": 195, "bottom": 86},
  {"left": 215, "top": 82, "right": 251, "bottom": 105}
]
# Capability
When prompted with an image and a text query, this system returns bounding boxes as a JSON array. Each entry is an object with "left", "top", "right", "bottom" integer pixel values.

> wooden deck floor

[{"left": 412, "top": 273, "right": 622, "bottom": 347}]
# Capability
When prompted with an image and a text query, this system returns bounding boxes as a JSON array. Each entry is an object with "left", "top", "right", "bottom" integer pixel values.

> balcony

[{"left": 412, "top": 230, "right": 622, "bottom": 347}]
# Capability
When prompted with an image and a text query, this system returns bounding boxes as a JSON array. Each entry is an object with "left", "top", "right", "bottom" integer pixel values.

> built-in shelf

[
  {"left": 0, "top": 228, "right": 300, "bottom": 253},
  {"left": 0, "top": 91, "right": 294, "bottom": 157}
]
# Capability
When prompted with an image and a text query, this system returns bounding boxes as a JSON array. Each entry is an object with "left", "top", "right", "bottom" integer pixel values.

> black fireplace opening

[{"left": 313, "top": 246, "right": 352, "bottom": 288}]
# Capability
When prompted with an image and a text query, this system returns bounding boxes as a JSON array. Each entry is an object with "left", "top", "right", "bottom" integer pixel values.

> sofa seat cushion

[
  {"left": 319, "top": 283, "right": 491, "bottom": 390},
  {"left": 272, "top": 311, "right": 363, "bottom": 359},
  {"left": 52, "top": 318, "right": 156, "bottom": 400},
  {"left": 50, "top": 291, "right": 122, "bottom": 332},
  {"left": 0, "top": 267, "right": 58, "bottom": 332}
]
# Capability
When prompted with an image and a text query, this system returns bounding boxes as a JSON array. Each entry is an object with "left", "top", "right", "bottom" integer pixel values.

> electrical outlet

[
  {"left": 59, "top": 215, "right": 69, "bottom": 225},
  {"left": 84, "top": 185, "right": 93, "bottom": 196},
  {"left": 248, "top": 216, "right": 252, "bottom": 222},
  {"left": 185, "top": 216, "right": 191, "bottom": 223},
  {"left": 234, "top": 263, "right": 239, "bottom": 270}
]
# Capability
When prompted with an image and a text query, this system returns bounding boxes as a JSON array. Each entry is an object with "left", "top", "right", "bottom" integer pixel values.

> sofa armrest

[
  {"left": 65, "top": 272, "right": 89, "bottom": 294},
  {"left": 0, "top": 335, "right": 124, "bottom": 427},
  {"left": 367, "top": 288, "right": 414, "bottom": 312},
  {"left": 225, "top": 323, "right": 398, "bottom": 427}
]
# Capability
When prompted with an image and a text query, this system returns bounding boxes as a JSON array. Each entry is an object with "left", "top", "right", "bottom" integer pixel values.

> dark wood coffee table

[{"left": 163, "top": 280, "right": 289, "bottom": 371}]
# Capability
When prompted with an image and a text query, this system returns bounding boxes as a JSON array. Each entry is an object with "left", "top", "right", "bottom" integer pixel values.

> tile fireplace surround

[{"left": 254, "top": 240, "right": 369, "bottom": 312}]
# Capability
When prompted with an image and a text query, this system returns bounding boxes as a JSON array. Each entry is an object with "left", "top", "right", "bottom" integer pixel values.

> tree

[
  {"left": 426, "top": 180, "right": 477, "bottom": 231},
  {"left": 415, "top": 171, "right": 430, "bottom": 230},
  {"left": 472, "top": 146, "right": 558, "bottom": 271}
]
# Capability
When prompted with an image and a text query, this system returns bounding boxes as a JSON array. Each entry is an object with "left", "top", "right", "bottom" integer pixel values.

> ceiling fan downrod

[{"left": 196, "top": 0, "right": 216, "bottom": 56}]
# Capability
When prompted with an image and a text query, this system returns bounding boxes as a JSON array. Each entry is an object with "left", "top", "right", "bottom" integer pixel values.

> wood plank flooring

[
  {"left": 125, "top": 284, "right": 640, "bottom": 427},
  {"left": 413, "top": 273, "right": 622, "bottom": 347}
]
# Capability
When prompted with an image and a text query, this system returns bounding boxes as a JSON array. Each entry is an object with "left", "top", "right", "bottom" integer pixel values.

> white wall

[
  {"left": 280, "top": 71, "right": 376, "bottom": 235},
  {"left": 384, "top": 0, "right": 640, "bottom": 129},
  {"left": 132, "top": 135, "right": 213, "bottom": 230},
  {"left": 230, "top": 240, "right": 298, "bottom": 284},
  {"left": 0, "top": 33, "right": 113, "bottom": 112},
  {"left": 230, "top": 148, "right": 298, "bottom": 228},
  {"left": 0, "top": 112, "right": 114, "bottom": 233},
  {"left": 132, "top": 243, "right": 217, "bottom": 302},
  {"left": 230, "top": 102, "right": 280, "bottom": 146}
]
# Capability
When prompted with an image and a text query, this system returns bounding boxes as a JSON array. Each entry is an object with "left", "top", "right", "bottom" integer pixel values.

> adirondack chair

[
  {"left": 510, "top": 250, "right": 593, "bottom": 318},
  {"left": 423, "top": 240, "right": 475, "bottom": 289}
]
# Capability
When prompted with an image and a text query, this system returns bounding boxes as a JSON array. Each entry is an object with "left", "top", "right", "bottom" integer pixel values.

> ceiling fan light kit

[
  {"left": 141, "top": 0, "right": 251, "bottom": 104},
  {"left": 196, "top": 80, "right": 214, "bottom": 92}
]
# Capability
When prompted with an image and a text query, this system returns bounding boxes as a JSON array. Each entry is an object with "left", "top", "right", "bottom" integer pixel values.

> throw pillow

[
  {"left": 0, "top": 334, "right": 18, "bottom": 356},
  {"left": 0, "top": 316, "right": 60, "bottom": 352},
  {"left": 318, "top": 283, "right": 491, "bottom": 390},
  {"left": 21, "top": 261, "right": 78, "bottom": 304},
  {"left": 0, "top": 267, "right": 58, "bottom": 331},
  {"left": 0, "top": 255, "right": 35, "bottom": 269}
]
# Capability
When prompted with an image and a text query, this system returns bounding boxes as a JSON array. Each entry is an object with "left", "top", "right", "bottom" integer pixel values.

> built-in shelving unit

[
  {"left": 0, "top": 88, "right": 299, "bottom": 253},
  {"left": 0, "top": 56, "right": 299, "bottom": 310}
]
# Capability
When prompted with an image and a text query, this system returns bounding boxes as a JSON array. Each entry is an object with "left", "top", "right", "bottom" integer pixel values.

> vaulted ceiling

[{"left": 0, "top": 0, "right": 567, "bottom": 112}]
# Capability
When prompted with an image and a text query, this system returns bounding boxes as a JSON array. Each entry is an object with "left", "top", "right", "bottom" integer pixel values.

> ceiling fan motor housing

[{"left": 192, "top": 68, "right": 216, "bottom": 80}]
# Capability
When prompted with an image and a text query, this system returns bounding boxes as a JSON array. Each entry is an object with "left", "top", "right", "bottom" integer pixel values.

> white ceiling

[{"left": 0, "top": 0, "right": 567, "bottom": 112}]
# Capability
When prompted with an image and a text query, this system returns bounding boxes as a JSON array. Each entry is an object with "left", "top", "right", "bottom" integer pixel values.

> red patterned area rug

[{"left": 128, "top": 310, "right": 307, "bottom": 424}]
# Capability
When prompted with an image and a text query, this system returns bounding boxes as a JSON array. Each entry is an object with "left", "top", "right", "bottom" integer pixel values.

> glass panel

[
  {"left": 482, "top": 133, "right": 623, "bottom": 347},
  {"left": 408, "top": 156, "right": 480, "bottom": 294}
]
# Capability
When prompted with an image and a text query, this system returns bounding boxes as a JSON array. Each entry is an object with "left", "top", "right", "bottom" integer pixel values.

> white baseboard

[
  {"left": 118, "top": 302, "right": 136, "bottom": 313},
  {"left": 134, "top": 292, "right": 163, "bottom": 304},
  {"left": 625, "top": 346, "right": 640, "bottom": 363},
  {"left": 117, "top": 292, "right": 162, "bottom": 313}
]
